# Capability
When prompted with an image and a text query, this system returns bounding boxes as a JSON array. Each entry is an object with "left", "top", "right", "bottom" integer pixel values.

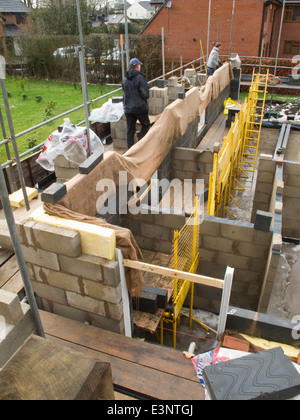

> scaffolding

[
  {"left": 159, "top": 196, "right": 211, "bottom": 348},
  {"left": 207, "top": 70, "right": 269, "bottom": 219},
  {"left": 238, "top": 70, "right": 269, "bottom": 180}
]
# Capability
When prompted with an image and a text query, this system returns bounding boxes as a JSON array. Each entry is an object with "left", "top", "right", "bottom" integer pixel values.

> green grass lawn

[{"left": 0, "top": 77, "right": 122, "bottom": 163}]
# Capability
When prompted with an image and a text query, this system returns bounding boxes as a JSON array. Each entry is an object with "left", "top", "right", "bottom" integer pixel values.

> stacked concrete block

[
  {"left": 184, "top": 68, "right": 197, "bottom": 86},
  {"left": 16, "top": 219, "right": 125, "bottom": 335},
  {"left": 167, "top": 77, "right": 183, "bottom": 102},
  {"left": 0, "top": 290, "right": 36, "bottom": 368},
  {"left": 196, "top": 73, "right": 207, "bottom": 86},
  {"left": 148, "top": 86, "right": 169, "bottom": 115},
  {"left": 110, "top": 114, "right": 139, "bottom": 149},
  {"left": 172, "top": 146, "right": 213, "bottom": 185},
  {"left": 54, "top": 154, "right": 80, "bottom": 184}
]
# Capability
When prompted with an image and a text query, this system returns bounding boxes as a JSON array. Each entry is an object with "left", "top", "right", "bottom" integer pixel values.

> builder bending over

[
  {"left": 207, "top": 42, "right": 222, "bottom": 76},
  {"left": 122, "top": 58, "right": 150, "bottom": 149}
]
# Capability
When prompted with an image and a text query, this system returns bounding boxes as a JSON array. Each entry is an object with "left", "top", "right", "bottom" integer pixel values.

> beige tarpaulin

[{"left": 43, "top": 63, "right": 233, "bottom": 297}]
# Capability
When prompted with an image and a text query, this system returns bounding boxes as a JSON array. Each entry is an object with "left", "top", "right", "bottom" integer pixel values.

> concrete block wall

[
  {"left": 251, "top": 155, "right": 277, "bottom": 222},
  {"left": 282, "top": 161, "right": 300, "bottom": 239},
  {"left": 16, "top": 219, "right": 125, "bottom": 335},
  {"left": 158, "top": 116, "right": 200, "bottom": 182},
  {"left": 123, "top": 211, "right": 274, "bottom": 313},
  {"left": 195, "top": 216, "right": 273, "bottom": 313},
  {"left": 172, "top": 147, "right": 213, "bottom": 185},
  {"left": 124, "top": 211, "right": 186, "bottom": 255},
  {"left": 252, "top": 156, "right": 300, "bottom": 239}
]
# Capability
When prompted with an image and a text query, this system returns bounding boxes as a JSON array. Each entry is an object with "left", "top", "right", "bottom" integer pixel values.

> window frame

[
  {"left": 284, "top": 5, "right": 300, "bottom": 22},
  {"left": 284, "top": 40, "right": 300, "bottom": 54}
]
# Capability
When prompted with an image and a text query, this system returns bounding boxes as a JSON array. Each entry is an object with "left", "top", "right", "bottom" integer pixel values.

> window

[
  {"left": 284, "top": 5, "right": 300, "bottom": 22},
  {"left": 284, "top": 40, "right": 300, "bottom": 54},
  {"left": 16, "top": 13, "right": 27, "bottom": 25}
]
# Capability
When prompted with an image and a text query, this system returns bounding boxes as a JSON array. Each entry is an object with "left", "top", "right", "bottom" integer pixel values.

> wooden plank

[
  {"left": 39, "top": 311, "right": 200, "bottom": 385},
  {"left": 1, "top": 271, "right": 24, "bottom": 295},
  {"left": 0, "top": 335, "right": 114, "bottom": 400},
  {"left": 132, "top": 308, "right": 164, "bottom": 333},
  {"left": 0, "top": 255, "right": 19, "bottom": 288},
  {"left": 123, "top": 259, "right": 224, "bottom": 289},
  {"left": 0, "top": 249, "right": 14, "bottom": 267},
  {"left": 46, "top": 334, "right": 204, "bottom": 400}
]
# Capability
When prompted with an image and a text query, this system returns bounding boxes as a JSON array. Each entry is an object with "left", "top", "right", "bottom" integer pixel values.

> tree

[{"left": 31, "top": 0, "right": 97, "bottom": 36}]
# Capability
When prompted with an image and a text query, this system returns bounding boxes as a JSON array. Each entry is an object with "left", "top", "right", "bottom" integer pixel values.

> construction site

[{"left": 0, "top": 13, "right": 300, "bottom": 399}]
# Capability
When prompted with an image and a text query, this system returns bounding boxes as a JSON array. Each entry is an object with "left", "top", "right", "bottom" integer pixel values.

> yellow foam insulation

[
  {"left": 29, "top": 206, "right": 116, "bottom": 260},
  {"left": 240, "top": 333, "right": 299, "bottom": 360},
  {"left": 9, "top": 187, "right": 38, "bottom": 208}
]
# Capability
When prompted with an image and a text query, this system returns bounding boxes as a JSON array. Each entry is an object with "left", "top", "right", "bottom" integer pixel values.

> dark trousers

[
  {"left": 125, "top": 112, "right": 150, "bottom": 149},
  {"left": 207, "top": 66, "right": 215, "bottom": 76}
]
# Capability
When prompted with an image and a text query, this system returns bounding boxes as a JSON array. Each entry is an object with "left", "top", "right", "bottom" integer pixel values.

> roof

[
  {"left": 0, "top": 0, "right": 30, "bottom": 13},
  {"left": 107, "top": 14, "right": 125, "bottom": 24},
  {"left": 140, "top": 0, "right": 168, "bottom": 34},
  {"left": 139, "top": 1, "right": 156, "bottom": 11}
]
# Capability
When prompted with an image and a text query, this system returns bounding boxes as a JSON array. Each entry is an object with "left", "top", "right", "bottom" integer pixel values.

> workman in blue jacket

[{"left": 122, "top": 58, "right": 150, "bottom": 149}]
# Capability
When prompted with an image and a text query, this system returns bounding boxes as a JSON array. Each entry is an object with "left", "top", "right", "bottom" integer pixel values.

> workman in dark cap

[{"left": 122, "top": 58, "right": 150, "bottom": 149}]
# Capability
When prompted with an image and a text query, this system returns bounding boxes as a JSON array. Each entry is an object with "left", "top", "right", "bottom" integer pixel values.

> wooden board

[
  {"left": 1, "top": 271, "right": 24, "bottom": 296},
  {"left": 39, "top": 310, "right": 204, "bottom": 400},
  {"left": 0, "top": 335, "right": 114, "bottom": 400},
  {"left": 0, "top": 255, "right": 19, "bottom": 288},
  {"left": 0, "top": 248, "right": 14, "bottom": 267}
]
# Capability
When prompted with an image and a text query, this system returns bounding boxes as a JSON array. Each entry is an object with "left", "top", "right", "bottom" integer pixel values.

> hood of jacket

[{"left": 125, "top": 69, "right": 144, "bottom": 81}]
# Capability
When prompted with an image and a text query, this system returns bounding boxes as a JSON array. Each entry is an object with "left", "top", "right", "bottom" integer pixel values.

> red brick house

[
  {"left": 142, "top": 0, "right": 300, "bottom": 63},
  {"left": 0, "top": 0, "right": 31, "bottom": 56}
]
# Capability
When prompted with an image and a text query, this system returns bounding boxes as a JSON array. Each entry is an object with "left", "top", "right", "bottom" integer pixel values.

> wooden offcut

[{"left": 0, "top": 335, "right": 114, "bottom": 400}]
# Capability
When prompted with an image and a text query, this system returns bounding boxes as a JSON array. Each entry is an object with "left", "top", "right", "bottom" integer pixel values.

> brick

[
  {"left": 33, "top": 266, "right": 81, "bottom": 293},
  {"left": 105, "top": 301, "right": 124, "bottom": 321},
  {"left": 83, "top": 279, "right": 122, "bottom": 304},
  {"left": 144, "top": 285, "right": 168, "bottom": 308},
  {"left": 254, "top": 210, "right": 272, "bottom": 232},
  {"left": 102, "top": 260, "right": 120, "bottom": 287},
  {"left": 21, "top": 245, "right": 60, "bottom": 271},
  {"left": 89, "top": 312, "right": 124, "bottom": 334},
  {"left": 41, "top": 182, "right": 67, "bottom": 204},
  {"left": 59, "top": 254, "right": 103, "bottom": 282},
  {"left": 203, "top": 236, "right": 233, "bottom": 253},
  {"left": 55, "top": 166, "right": 79, "bottom": 180},
  {"left": 51, "top": 301, "right": 87, "bottom": 323},
  {"left": 133, "top": 290, "right": 158, "bottom": 314},
  {"left": 31, "top": 280, "right": 67, "bottom": 305},
  {"left": 220, "top": 221, "right": 254, "bottom": 242},
  {"left": 31, "top": 222, "right": 82, "bottom": 258},
  {"left": 0, "top": 290, "right": 23, "bottom": 325},
  {"left": 236, "top": 242, "right": 268, "bottom": 259},
  {"left": 222, "top": 335, "right": 250, "bottom": 352},
  {"left": 66, "top": 291, "right": 106, "bottom": 317},
  {"left": 29, "top": 208, "right": 115, "bottom": 260}
]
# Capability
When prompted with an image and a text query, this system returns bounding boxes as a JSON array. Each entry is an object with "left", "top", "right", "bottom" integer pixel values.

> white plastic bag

[
  {"left": 36, "top": 118, "right": 103, "bottom": 171},
  {"left": 89, "top": 99, "right": 124, "bottom": 123}
]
